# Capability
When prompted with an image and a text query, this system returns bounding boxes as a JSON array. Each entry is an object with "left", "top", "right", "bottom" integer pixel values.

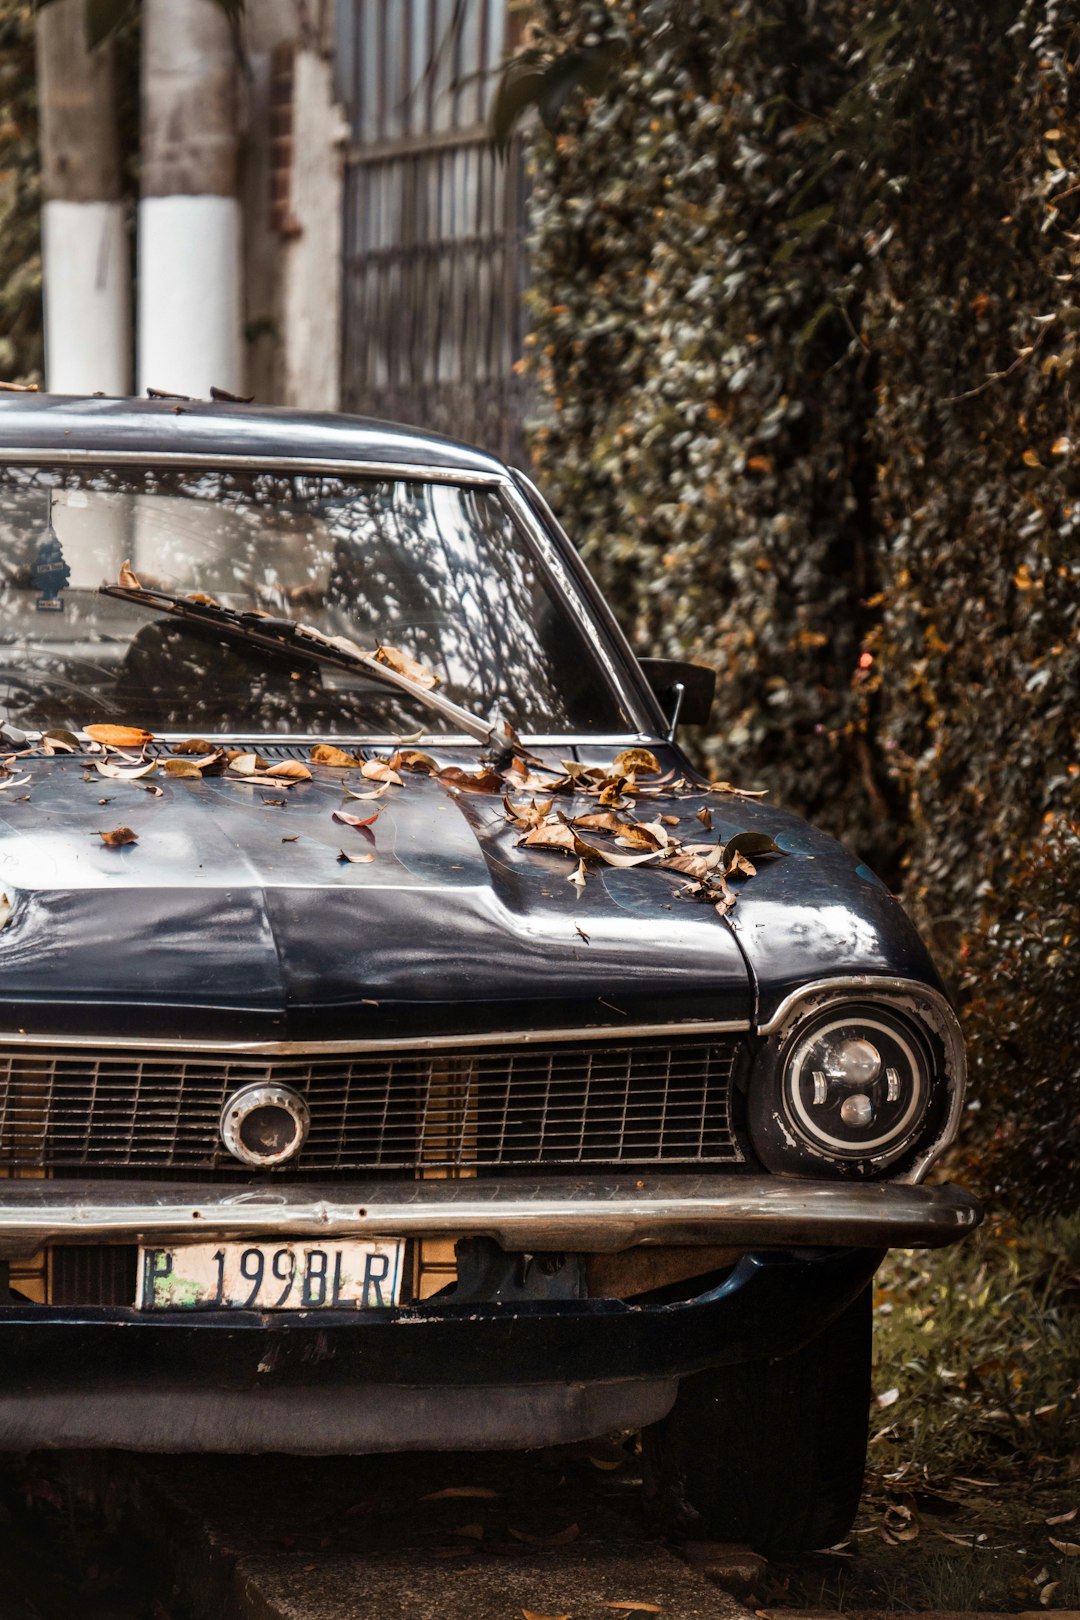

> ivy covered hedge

[
  {"left": 523, "top": 0, "right": 1080, "bottom": 1207},
  {"left": 0, "top": 2, "right": 41, "bottom": 384}
]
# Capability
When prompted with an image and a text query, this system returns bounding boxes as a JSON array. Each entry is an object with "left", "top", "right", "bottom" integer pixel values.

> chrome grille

[{"left": 0, "top": 1037, "right": 743, "bottom": 1173}]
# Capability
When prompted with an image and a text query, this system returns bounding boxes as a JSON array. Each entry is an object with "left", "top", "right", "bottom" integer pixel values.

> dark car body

[{"left": 0, "top": 396, "right": 978, "bottom": 1458}]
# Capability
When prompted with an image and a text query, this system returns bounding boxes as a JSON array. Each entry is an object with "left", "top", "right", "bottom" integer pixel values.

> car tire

[{"left": 641, "top": 1285, "right": 871, "bottom": 1553}]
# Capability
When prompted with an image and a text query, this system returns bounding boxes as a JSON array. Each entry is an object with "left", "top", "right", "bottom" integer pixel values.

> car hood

[{"left": 0, "top": 748, "right": 936, "bottom": 1042}]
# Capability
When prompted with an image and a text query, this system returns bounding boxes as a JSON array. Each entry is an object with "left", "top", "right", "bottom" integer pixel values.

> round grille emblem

[{"left": 220, "top": 1083, "right": 310, "bottom": 1168}]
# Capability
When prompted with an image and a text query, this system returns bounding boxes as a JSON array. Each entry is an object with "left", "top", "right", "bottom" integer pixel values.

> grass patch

[{"left": 870, "top": 1212, "right": 1080, "bottom": 1485}]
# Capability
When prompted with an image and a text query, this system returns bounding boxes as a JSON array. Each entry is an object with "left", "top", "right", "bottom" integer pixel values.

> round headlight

[{"left": 781, "top": 1009, "right": 930, "bottom": 1165}]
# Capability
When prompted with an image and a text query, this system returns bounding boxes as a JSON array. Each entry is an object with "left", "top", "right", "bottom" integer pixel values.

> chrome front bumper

[{"left": 0, "top": 1174, "right": 980, "bottom": 1258}]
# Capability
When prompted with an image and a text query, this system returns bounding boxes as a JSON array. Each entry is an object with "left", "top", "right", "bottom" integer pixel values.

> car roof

[{"left": 0, "top": 394, "right": 510, "bottom": 478}]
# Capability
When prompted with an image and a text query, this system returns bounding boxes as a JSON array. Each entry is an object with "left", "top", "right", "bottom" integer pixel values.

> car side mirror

[{"left": 640, "top": 657, "right": 716, "bottom": 735}]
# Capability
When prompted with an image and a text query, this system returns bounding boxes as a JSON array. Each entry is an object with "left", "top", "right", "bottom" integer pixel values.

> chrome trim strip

[
  {"left": 0, "top": 1019, "right": 750, "bottom": 1056},
  {"left": 0, "top": 1175, "right": 981, "bottom": 1259},
  {"left": 0, "top": 450, "right": 508, "bottom": 486},
  {"left": 756, "top": 976, "right": 967, "bottom": 1185}
]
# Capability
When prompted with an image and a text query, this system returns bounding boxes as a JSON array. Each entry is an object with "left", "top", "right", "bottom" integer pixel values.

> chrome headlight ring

[{"left": 751, "top": 976, "right": 966, "bottom": 1183}]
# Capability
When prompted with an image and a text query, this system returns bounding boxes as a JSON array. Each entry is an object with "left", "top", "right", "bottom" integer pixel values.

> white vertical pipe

[
  {"left": 42, "top": 200, "right": 132, "bottom": 395},
  {"left": 137, "top": 196, "right": 243, "bottom": 397}
]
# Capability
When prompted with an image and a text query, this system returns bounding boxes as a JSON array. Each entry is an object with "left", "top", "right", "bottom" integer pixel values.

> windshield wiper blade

[{"left": 99, "top": 583, "right": 502, "bottom": 748}]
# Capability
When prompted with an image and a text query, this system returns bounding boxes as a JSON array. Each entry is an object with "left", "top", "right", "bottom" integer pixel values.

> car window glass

[{"left": 0, "top": 466, "right": 628, "bottom": 735}]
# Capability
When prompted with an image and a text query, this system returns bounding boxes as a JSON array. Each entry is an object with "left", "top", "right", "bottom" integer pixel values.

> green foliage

[
  {"left": 0, "top": 2, "right": 42, "bottom": 385},
  {"left": 521, "top": 0, "right": 1080, "bottom": 1207}
]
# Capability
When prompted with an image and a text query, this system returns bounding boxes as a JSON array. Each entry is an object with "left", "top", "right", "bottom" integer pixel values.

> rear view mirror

[{"left": 640, "top": 657, "right": 715, "bottom": 735}]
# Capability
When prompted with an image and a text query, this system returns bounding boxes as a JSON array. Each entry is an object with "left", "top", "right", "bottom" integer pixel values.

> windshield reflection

[{"left": 0, "top": 466, "right": 625, "bottom": 736}]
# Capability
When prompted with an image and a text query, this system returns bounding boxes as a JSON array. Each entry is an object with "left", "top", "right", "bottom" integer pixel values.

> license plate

[{"left": 135, "top": 1239, "right": 404, "bottom": 1311}]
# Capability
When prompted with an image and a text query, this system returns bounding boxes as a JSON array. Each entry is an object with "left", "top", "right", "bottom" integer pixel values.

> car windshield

[{"left": 0, "top": 465, "right": 628, "bottom": 736}]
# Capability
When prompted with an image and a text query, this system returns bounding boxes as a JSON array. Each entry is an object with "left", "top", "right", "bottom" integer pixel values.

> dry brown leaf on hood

[
  {"left": 614, "top": 823, "right": 666, "bottom": 852},
  {"left": 508, "top": 1524, "right": 579, "bottom": 1547},
  {"left": 504, "top": 793, "right": 555, "bottom": 829},
  {"left": 696, "top": 805, "right": 713, "bottom": 832},
  {"left": 228, "top": 753, "right": 261, "bottom": 775},
  {"left": 341, "top": 782, "right": 391, "bottom": 801},
  {"left": 568, "top": 858, "right": 587, "bottom": 893},
  {"left": 437, "top": 765, "right": 502, "bottom": 794},
  {"left": 0, "top": 774, "right": 31, "bottom": 791},
  {"left": 85, "top": 724, "right": 154, "bottom": 748},
  {"left": 710, "top": 780, "right": 768, "bottom": 798},
  {"left": 310, "top": 744, "right": 360, "bottom": 767},
  {"left": 41, "top": 728, "right": 79, "bottom": 752},
  {"left": 118, "top": 559, "right": 141, "bottom": 589},
  {"left": 98, "top": 826, "right": 138, "bottom": 847},
  {"left": 597, "top": 776, "right": 632, "bottom": 807},
  {"left": 522, "top": 818, "right": 580, "bottom": 856},
  {"left": 389, "top": 749, "right": 438, "bottom": 774},
  {"left": 263, "top": 761, "right": 312, "bottom": 782},
  {"left": 571, "top": 810, "right": 628, "bottom": 834},
  {"left": 95, "top": 759, "right": 157, "bottom": 781},
  {"left": 503, "top": 757, "right": 563, "bottom": 792},
  {"left": 171, "top": 737, "right": 216, "bottom": 756},
  {"left": 337, "top": 849, "right": 374, "bottom": 864},
  {"left": 374, "top": 644, "right": 440, "bottom": 690},
  {"left": 614, "top": 747, "right": 661, "bottom": 776},
  {"left": 659, "top": 813, "right": 680, "bottom": 826},
  {"left": 725, "top": 851, "right": 757, "bottom": 878},
  {"left": 419, "top": 1486, "right": 500, "bottom": 1502},
  {"left": 332, "top": 810, "right": 380, "bottom": 831},
  {"left": 713, "top": 875, "right": 737, "bottom": 917},
  {"left": 162, "top": 759, "right": 204, "bottom": 779},
  {"left": 361, "top": 757, "right": 404, "bottom": 787},
  {"left": 185, "top": 591, "right": 220, "bottom": 607}
]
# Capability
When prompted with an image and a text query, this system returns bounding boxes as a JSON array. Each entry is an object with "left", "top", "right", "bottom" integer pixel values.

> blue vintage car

[{"left": 0, "top": 395, "right": 978, "bottom": 1550}]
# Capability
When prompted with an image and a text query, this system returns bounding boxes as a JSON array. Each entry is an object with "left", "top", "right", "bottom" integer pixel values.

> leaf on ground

[
  {"left": 118, "top": 559, "right": 141, "bottom": 589},
  {"left": 451, "top": 1522, "right": 485, "bottom": 1539},
  {"left": 597, "top": 1604, "right": 662, "bottom": 1613},
  {"left": 98, "top": 826, "right": 137, "bottom": 847},
  {"left": 508, "top": 1523, "right": 579, "bottom": 1546},
  {"left": 1049, "top": 1537, "right": 1080, "bottom": 1556},
  {"left": 1041, "top": 1581, "right": 1062, "bottom": 1606},
  {"left": 374, "top": 644, "right": 440, "bottom": 690},
  {"left": 310, "top": 744, "right": 360, "bottom": 767},
  {"left": 1048, "top": 1509, "right": 1079, "bottom": 1525},
  {"left": 419, "top": 1486, "right": 500, "bottom": 1501},
  {"left": 521, "top": 1611, "right": 569, "bottom": 1620},
  {"left": 85, "top": 724, "right": 153, "bottom": 747},
  {"left": 614, "top": 747, "right": 661, "bottom": 776},
  {"left": 95, "top": 760, "right": 156, "bottom": 781},
  {"left": 337, "top": 850, "right": 374, "bottom": 864},
  {"left": 361, "top": 758, "right": 404, "bottom": 786}
]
